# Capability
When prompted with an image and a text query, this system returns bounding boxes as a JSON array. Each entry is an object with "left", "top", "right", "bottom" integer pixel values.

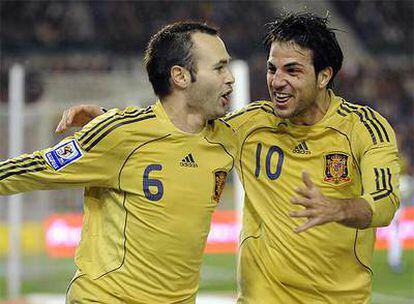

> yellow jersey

[
  {"left": 224, "top": 91, "right": 400, "bottom": 303},
  {"left": 0, "top": 101, "right": 235, "bottom": 304}
]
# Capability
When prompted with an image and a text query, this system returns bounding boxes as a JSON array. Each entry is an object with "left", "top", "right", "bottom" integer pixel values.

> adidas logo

[
  {"left": 180, "top": 153, "right": 198, "bottom": 168},
  {"left": 292, "top": 141, "right": 311, "bottom": 154}
]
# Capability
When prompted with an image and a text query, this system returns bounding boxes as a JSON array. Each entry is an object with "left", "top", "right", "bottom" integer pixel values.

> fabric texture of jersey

[
  {"left": 222, "top": 91, "right": 400, "bottom": 304},
  {"left": 0, "top": 101, "right": 235, "bottom": 304}
]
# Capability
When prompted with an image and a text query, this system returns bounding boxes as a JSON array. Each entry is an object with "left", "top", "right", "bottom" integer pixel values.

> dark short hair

[
  {"left": 264, "top": 12, "right": 343, "bottom": 88},
  {"left": 144, "top": 22, "right": 218, "bottom": 98}
]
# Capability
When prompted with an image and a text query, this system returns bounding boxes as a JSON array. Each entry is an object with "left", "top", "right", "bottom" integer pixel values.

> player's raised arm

[
  {"left": 55, "top": 104, "right": 105, "bottom": 133},
  {"left": 290, "top": 110, "right": 400, "bottom": 232},
  {"left": 290, "top": 171, "right": 373, "bottom": 233},
  {"left": 1, "top": 107, "right": 141, "bottom": 195}
]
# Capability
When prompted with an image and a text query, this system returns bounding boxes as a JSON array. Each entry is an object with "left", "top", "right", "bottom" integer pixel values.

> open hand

[
  {"left": 55, "top": 104, "right": 104, "bottom": 133},
  {"left": 289, "top": 171, "right": 345, "bottom": 233}
]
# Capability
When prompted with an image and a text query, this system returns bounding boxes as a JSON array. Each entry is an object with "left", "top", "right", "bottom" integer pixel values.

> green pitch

[
  {"left": 0, "top": 251, "right": 413, "bottom": 302},
  {"left": 370, "top": 250, "right": 414, "bottom": 303}
]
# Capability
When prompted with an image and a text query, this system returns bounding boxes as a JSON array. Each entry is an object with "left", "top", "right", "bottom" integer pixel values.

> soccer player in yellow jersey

[
  {"left": 55, "top": 13, "right": 400, "bottom": 304},
  {"left": 225, "top": 13, "right": 400, "bottom": 303},
  {"left": 0, "top": 22, "right": 235, "bottom": 303}
]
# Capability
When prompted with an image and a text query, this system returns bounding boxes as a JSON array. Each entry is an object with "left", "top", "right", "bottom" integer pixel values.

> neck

[
  {"left": 290, "top": 89, "right": 331, "bottom": 126},
  {"left": 160, "top": 93, "right": 207, "bottom": 133}
]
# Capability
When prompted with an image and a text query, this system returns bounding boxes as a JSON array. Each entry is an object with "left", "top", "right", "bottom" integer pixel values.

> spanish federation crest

[
  {"left": 213, "top": 171, "right": 228, "bottom": 203},
  {"left": 323, "top": 153, "right": 351, "bottom": 185}
]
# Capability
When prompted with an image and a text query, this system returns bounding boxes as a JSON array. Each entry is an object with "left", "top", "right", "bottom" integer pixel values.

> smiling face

[
  {"left": 267, "top": 40, "right": 331, "bottom": 124},
  {"left": 187, "top": 32, "right": 235, "bottom": 120}
]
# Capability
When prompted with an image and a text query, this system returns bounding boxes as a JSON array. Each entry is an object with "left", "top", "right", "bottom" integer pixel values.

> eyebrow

[
  {"left": 267, "top": 61, "right": 304, "bottom": 69},
  {"left": 213, "top": 58, "right": 231, "bottom": 68},
  {"left": 284, "top": 62, "right": 304, "bottom": 69}
]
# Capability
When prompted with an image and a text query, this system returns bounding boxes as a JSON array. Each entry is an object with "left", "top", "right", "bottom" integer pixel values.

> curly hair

[{"left": 264, "top": 12, "right": 343, "bottom": 88}]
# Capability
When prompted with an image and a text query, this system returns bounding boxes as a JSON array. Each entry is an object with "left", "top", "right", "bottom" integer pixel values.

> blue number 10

[{"left": 255, "top": 143, "right": 284, "bottom": 180}]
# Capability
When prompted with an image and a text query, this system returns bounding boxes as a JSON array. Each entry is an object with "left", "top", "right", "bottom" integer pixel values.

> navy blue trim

[{"left": 84, "top": 114, "right": 157, "bottom": 151}]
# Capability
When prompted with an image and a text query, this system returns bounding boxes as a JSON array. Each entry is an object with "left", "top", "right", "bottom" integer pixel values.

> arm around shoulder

[{"left": 1, "top": 107, "right": 138, "bottom": 196}]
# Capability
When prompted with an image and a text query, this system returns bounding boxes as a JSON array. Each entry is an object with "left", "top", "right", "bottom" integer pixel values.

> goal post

[
  {"left": 229, "top": 60, "right": 249, "bottom": 226},
  {"left": 7, "top": 64, "right": 25, "bottom": 299}
]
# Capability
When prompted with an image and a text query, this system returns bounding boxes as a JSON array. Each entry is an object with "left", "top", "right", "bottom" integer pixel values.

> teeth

[
  {"left": 276, "top": 92, "right": 290, "bottom": 98},
  {"left": 222, "top": 91, "right": 232, "bottom": 100},
  {"left": 275, "top": 92, "right": 291, "bottom": 102}
]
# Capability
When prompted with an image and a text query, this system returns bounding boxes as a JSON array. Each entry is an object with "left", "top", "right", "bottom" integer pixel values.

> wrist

[
  {"left": 336, "top": 199, "right": 349, "bottom": 222},
  {"left": 337, "top": 198, "right": 372, "bottom": 229}
]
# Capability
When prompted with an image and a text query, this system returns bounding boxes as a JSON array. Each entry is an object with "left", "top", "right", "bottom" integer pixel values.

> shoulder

[
  {"left": 74, "top": 105, "right": 158, "bottom": 152},
  {"left": 221, "top": 100, "right": 277, "bottom": 130},
  {"left": 206, "top": 119, "right": 237, "bottom": 154},
  {"left": 335, "top": 99, "right": 395, "bottom": 147}
]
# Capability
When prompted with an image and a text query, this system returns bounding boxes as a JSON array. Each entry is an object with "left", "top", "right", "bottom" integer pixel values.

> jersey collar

[{"left": 153, "top": 100, "right": 209, "bottom": 137}]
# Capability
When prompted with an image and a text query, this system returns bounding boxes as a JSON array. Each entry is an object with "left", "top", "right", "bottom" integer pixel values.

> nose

[
  {"left": 225, "top": 68, "right": 235, "bottom": 85},
  {"left": 270, "top": 70, "right": 287, "bottom": 90}
]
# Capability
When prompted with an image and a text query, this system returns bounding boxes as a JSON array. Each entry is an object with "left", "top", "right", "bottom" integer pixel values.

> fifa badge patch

[
  {"left": 45, "top": 139, "right": 83, "bottom": 171},
  {"left": 323, "top": 152, "right": 351, "bottom": 185},
  {"left": 213, "top": 170, "right": 228, "bottom": 203}
]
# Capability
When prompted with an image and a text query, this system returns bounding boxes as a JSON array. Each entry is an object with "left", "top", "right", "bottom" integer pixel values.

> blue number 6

[{"left": 143, "top": 164, "right": 164, "bottom": 201}]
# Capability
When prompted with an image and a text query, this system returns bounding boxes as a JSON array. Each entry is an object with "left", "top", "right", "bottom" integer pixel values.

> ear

[
  {"left": 170, "top": 65, "right": 191, "bottom": 89},
  {"left": 317, "top": 66, "right": 333, "bottom": 89}
]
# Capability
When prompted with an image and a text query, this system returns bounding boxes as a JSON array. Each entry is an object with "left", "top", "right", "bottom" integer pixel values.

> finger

[
  {"left": 302, "top": 171, "right": 314, "bottom": 189},
  {"left": 294, "top": 218, "right": 321, "bottom": 233},
  {"left": 55, "top": 121, "right": 63, "bottom": 133},
  {"left": 289, "top": 209, "right": 315, "bottom": 218},
  {"left": 55, "top": 111, "right": 68, "bottom": 133},
  {"left": 291, "top": 196, "right": 312, "bottom": 207},
  {"left": 294, "top": 186, "right": 311, "bottom": 198},
  {"left": 66, "top": 109, "right": 75, "bottom": 125}
]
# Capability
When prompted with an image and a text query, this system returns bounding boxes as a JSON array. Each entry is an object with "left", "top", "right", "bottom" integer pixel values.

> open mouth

[
  {"left": 274, "top": 92, "right": 292, "bottom": 104},
  {"left": 220, "top": 90, "right": 233, "bottom": 106}
]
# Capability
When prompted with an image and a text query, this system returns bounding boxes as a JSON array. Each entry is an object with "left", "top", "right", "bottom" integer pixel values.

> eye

[
  {"left": 267, "top": 65, "right": 276, "bottom": 74},
  {"left": 287, "top": 68, "right": 300, "bottom": 75}
]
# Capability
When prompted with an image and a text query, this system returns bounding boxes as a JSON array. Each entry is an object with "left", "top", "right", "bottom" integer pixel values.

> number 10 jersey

[{"left": 224, "top": 91, "right": 400, "bottom": 303}]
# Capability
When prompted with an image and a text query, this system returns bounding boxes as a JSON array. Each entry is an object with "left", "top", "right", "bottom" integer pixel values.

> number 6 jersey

[{"left": 0, "top": 100, "right": 235, "bottom": 304}]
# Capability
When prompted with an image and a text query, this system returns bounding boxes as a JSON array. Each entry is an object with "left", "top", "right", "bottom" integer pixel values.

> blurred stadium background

[{"left": 0, "top": 1, "right": 413, "bottom": 303}]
